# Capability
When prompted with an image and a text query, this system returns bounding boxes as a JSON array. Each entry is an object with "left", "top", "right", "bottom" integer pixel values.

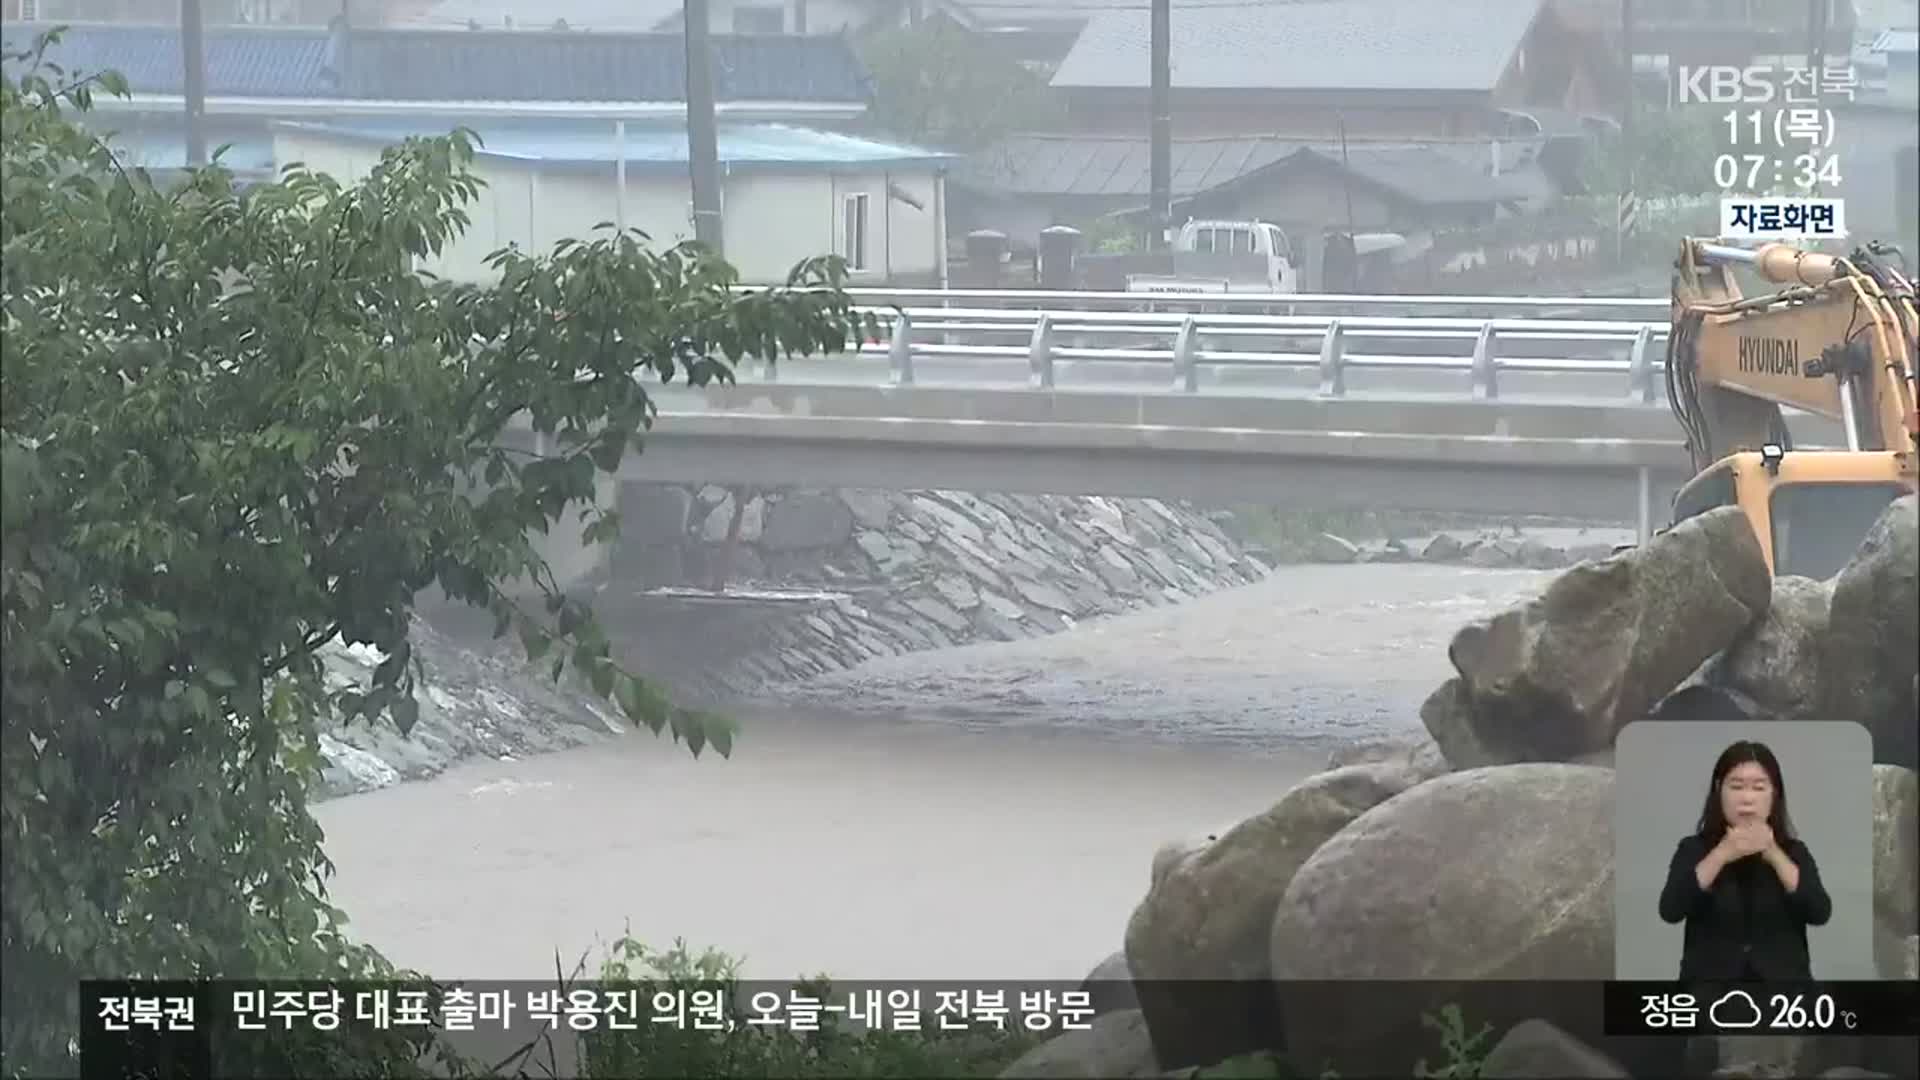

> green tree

[
  {"left": 1581, "top": 106, "right": 1727, "bottom": 198},
  {"left": 855, "top": 19, "right": 1063, "bottom": 152},
  {"left": 0, "top": 30, "right": 873, "bottom": 1076}
]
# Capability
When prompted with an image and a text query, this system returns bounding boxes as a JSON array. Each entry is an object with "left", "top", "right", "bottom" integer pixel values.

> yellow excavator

[{"left": 1664, "top": 237, "right": 1919, "bottom": 579}]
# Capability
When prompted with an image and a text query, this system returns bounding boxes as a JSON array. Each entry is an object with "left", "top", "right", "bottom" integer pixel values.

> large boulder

[
  {"left": 1268, "top": 765, "right": 1621, "bottom": 1076},
  {"left": 1822, "top": 495, "right": 1919, "bottom": 766},
  {"left": 1480, "top": 1019, "right": 1630, "bottom": 1079},
  {"left": 1871, "top": 766, "right": 1918, "bottom": 937},
  {"left": 1125, "top": 763, "right": 1425, "bottom": 1070},
  {"left": 1079, "top": 951, "right": 1138, "bottom": 1017},
  {"left": 1703, "top": 575, "right": 1832, "bottom": 723},
  {"left": 996, "top": 1009, "right": 1158, "bottom": 1079},
  {"left": 1435, "top": 507, "right": 1772, "bottom": 764}
]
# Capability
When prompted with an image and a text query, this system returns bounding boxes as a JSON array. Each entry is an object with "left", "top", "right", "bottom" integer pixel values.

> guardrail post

[
  {"left": 1637, "top": 466, "right": 1653, "bottom": 545},
  {"left": 1173, "top": 316, "right": 1199, "bottom": 392},
  {"left": 1028, "top": 313, "right": 1055, "bottom": 389},
  {"left": 888, "top": 310, "right": 915, "bottom": 386},
  {"left": 1317, "top": 318, "right": 1347, "bottom": 397},
  {"left": 1471, "top": 321, "right": 1499, "bottom": 400},
  {"left": 1627, "top": 325, "right": 1656, "bottom": 403}
]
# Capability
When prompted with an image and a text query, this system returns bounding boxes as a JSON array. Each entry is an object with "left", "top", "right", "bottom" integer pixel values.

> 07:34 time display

[{"left": 1714, "top": 152, "right": 1842, "bottom": 192}]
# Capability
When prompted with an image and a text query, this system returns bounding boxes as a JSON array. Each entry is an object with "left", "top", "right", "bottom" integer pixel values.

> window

[
  {"left": 1769, "top": 482, "right": 1907, "bottom": 580},
  {"left": 843, "top": 192, "right": 870, "bottom": 272},
  {"left": 16, "top": 0, "right": 41, "bottom": 17},
  {"left": 732, "top": 5, "right": 784, "bottom": 32},
  {"left": 1670, "top": 462, "right": 1738, "bottom": 524}
]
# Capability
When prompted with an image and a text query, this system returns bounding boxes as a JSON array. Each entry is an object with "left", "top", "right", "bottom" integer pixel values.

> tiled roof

[
  {"left": 273, "top": 119, "right": 951, "bottom": 169},
  {"left": 0, "top": 22, "right": 871, "bottom": 104},
  {"left": 1050, "top": 0, "right": 1545, "bottom": 93},
  {"left": 953, "top": 134, "right": 1538, "bottom": 205}
]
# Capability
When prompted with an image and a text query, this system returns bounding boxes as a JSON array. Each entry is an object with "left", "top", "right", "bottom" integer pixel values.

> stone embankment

[
  {"left": 1013, "top": 495, "right": 1920, "bottom": 1080},
  {"left": 593, "top": 486, "right": 1270, "bottom": 696}
]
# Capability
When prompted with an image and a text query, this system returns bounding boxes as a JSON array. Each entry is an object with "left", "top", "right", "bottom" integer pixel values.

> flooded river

[{"left": 313, "top": 563, "right": 1553, "bottom": 983}]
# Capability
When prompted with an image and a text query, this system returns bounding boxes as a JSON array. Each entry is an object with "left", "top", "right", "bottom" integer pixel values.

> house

[
  {"left": 396, "top": 0, "right": 954, "bottom": 35},
  {"left": 3, "top": 20, "right": 945, "bottom": 283},
  {"left": 948, "top": 133, "right": 1550, "bottom": 253},
  {"left": 271, "top": 118, "right": 951, "bottom": 284},
  {"left": 3, "top": 0, "right": 426, "bottom": 25},
  {"left": 1874, "top": 28, "right": 1918, "bottom": 100},
  {"left": 1046, "top": 0, "right": 1616, "bottom": 140},
  {"left": 0, "top": 19, "right": 875, "bottom": 167}
]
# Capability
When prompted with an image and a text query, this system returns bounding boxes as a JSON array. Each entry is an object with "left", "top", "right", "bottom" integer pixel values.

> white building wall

[{"left": 272, "top": 130, "right": 945, "bottom": 285}]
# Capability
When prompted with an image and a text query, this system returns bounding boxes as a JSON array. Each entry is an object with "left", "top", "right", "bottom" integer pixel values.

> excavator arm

[{"left": 1669, "top": 238, "right": 1920, "bottom": 475}]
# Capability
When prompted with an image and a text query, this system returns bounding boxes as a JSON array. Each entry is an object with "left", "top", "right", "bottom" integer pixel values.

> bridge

[{"left": 516, "top": 289, "right": 1845, "bottom": 560}]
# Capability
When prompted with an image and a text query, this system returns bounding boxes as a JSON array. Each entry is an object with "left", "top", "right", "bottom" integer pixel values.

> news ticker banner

[{"left": 80, "top": 978, "right": 1920, "bottom": 1071}]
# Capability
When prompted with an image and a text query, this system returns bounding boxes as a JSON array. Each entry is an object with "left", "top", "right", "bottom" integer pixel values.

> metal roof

[
  {"left": 952, "top": 134, "right": 1537, "bottom": 205},
  {"left": 272, "top": 119, "right": 952, "bottom": 170},
  {"left": 400, "top": 0, "right": 684, "bottom": 31},
  {"left": 0, "top": 22, "right": 871, "bottom": 104},
  {"left": 1050, "top": 0, "right": 1545, "bottom": 92}
]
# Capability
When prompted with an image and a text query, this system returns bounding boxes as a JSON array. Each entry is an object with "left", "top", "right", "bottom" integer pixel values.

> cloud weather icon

[{"left": 1709, "top": 989, "right": 1764, "bottom": 1029}]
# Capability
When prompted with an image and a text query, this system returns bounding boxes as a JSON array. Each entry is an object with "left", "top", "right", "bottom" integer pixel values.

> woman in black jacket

[{"left": 1658, "top": 739, "right": 1832, "bottom": 981}]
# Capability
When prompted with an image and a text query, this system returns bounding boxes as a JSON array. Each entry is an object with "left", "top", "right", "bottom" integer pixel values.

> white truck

[
  {"left": 1123, "top": 220, "right": 1303, "bottom": 294},
  {"left": 1091, "top": 220, "right": 1411, "bottom": 294}
]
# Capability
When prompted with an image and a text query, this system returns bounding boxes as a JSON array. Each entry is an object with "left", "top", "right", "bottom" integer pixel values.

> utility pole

[
  {"left": 684, "top": 0, "right": 725, "bottom": 254},
  {"left": 1619, "top": 0, "right": 1633, "bottom": 150},
  {"left": 1148, "top": 0, "right": 1171, "bottom": 251},
  {"left": 1807, "top": 0, "right": 1829, "bottom": 84},
  {"left": 181, "top": 0, "right": 208, "bottom": 166}
]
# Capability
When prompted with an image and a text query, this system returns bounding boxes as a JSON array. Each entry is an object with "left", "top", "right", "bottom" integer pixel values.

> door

[{"left": 1263, "top": 224, "right": 1298, "bottom": 293}]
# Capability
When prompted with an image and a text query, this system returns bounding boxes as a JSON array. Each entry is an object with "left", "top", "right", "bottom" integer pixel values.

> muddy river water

[{"left": 313, "top": 563, "right": 1554, "bottom": 983}]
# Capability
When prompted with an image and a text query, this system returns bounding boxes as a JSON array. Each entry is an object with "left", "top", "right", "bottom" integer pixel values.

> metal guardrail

[
  {"left": 811, "top": 304, "right": 1672, "bottom": 404},
  {"left": 826, "top": 286, "right": 1671, "bottom": 316}
]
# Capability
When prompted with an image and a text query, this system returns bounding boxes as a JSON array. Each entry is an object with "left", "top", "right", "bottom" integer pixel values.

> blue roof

[
  {"left": 271, "top": 120, "right": 952, "bottom": 170},
  {"left": 1, "top": 22, "right": 871, "bottom": 104}
]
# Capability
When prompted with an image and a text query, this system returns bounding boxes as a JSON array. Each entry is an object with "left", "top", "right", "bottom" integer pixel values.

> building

[
  {"left": 948, "top": 134, "right": 1550, "bottom": 251},
  {"left": 271, "top": 118, "right": 951, "bottom": 284},
  {"left": 0, "top": 19, "right": 874, "bottom": 175},
  {"left": 395, "top": 0, "right": 954, "bottom": 34},
  {"left": 1046, "top": 0, "right": 1616, "bottom": 140},
  {"left": 3, "top": 20, "right": 948, "bottom": 283},
  {"left": 1873, "top": 28, "right": 1918, "bottom": 99}
]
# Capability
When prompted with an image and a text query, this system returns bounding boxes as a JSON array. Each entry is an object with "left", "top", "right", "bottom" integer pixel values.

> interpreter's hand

[{"left": 1724, "top": 821, "right": 1773, "bottom": 858}]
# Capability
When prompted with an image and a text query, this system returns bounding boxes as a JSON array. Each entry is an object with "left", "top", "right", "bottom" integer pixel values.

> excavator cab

[
  {"left": 1670, "top": 450, "right": 1911, "bottom": 579},
  {"left": 1667, "top": 238, "right": 1919, "bottom": 575}
]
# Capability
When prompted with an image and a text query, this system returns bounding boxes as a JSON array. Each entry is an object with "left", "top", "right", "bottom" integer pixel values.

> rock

[
  {"left": 1870, "top": 766, "right": 1917, "bottom": 935},
  {"left": 1567, "top": 542, "right": 1623, "bottom": 565},
  {"left": 841, "top": 489, "right": 894, "bottom": 530},
  {"left": 1518, "top": 540, "right": 1571, "bottom": 569},
  {"left": 1467, "top": 542, "right": 1515, "bottom": 567},
  {"left": 1079, "top": 952, "right": 1138, "bottom": 1017},
  {"left": 934, "top": 574, "right": 981, "bottom": 611},
  {"left": 1269, "top": 765, "right": 1616, "bottom": 1078},
  {"left": 620, "top": 483, "right": 694, "bottom": 546},
  {"left": 1126, "top": 763, "right": 1426, "bottom": 1069},
  {"left": 1272, "top": 764, "right": 1613, "bottom": 980},
  {"left": 1420, "top": 677, "right": 1501, "bottom": 770},
  {"left": 1149, "top": 835, "right": 1209, "bottom": 889},
  {"left": 1419, "top": 533, "right": 1465, "bottom": 561},
  {"left": 1323, "top": 732, "right": 1448, "bottom": 781},
  {"left": 1308, "top": 532, "right": 1361, "bottom": 563},
  {"left": 1480, "top": 1019, "right": 1630, "bottom": 1078},
  {"left": 853, "top": 530, "right": 895, "bottom": 565},
  {"left": 1705, "top": 575, "right": 1832, "bottom": 724},
  {"left": 1444, "top": 507, "right": 1772, "bottom": 764},
  {"left": 1822, "top": 495, "right": 1919, "bottom": 766},
  {"left": 1012, "top": 575, "right": 1077, "bottom": 615},
  {"left": 697, "top": 491, "right": 766, "bottom": 544},
  {"left": 760, "top": 492, "right": 855, "bottom": 551},
  {"left": 996, "top": 1009, "right": 1158, "bottom": 1079},
  {"left": 903, "top": 595, "right": 971, "bottom": 635}
]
